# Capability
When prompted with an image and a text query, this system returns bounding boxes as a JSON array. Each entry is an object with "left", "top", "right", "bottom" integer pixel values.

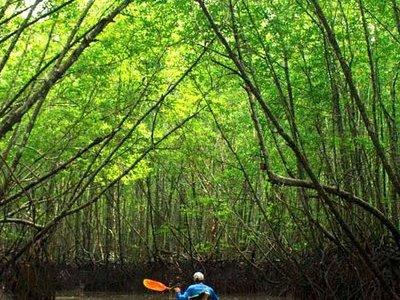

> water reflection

[{"left": 56, "top": 292, "right": 282, "bottom": 299}]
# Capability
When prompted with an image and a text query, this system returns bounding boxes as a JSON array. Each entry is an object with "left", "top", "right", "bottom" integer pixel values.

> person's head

[{"left": 193, "top": 271, "right": 204, "bottom": 282}]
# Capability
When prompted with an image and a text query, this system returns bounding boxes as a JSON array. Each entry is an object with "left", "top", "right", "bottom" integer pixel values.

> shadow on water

[{"left": 56, "top": 292, "right": 287, "bottom": 300}]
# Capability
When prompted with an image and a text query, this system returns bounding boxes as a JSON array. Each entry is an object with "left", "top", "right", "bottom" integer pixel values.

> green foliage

[{"left": 1, "top": 0, "right": 399, "bottom": 267}]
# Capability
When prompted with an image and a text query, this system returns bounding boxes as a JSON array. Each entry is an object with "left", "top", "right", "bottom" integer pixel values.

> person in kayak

[{"left": 174, "top": 272, "right": 219, "bottom": 300}]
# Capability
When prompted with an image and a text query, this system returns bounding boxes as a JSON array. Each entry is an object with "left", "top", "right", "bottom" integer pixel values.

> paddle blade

[{"left": 143, "top": 279, "right": 169, "bottom": 292}]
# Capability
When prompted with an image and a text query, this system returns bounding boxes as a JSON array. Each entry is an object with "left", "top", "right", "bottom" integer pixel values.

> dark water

[{"left": 56, "top": 292, "right": 284, "bottom": 299}]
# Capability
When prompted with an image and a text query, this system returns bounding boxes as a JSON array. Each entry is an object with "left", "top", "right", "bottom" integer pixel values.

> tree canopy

[{"left": 1, "top": 0, "right": 400, "bottom": 298}]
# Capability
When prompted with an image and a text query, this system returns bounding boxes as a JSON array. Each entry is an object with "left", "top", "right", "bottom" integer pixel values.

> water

[{"left": 56, "top": 292, "right": 283, "bottom": 300}]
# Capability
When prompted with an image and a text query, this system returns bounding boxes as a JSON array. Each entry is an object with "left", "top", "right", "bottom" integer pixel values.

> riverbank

[
  {"left": 1, "top": 259, "right": 288, "bottom": 299},
  {"left": 22, "top": 260, "right": 285, "bottom": 294},
  {"left": 1, "top": 243, "right": 400, "bottom": 299}
]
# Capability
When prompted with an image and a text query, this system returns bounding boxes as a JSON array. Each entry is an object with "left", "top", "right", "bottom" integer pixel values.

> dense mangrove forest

[{"left": 1, "top": 0, "right": 400, "bottom": 299}]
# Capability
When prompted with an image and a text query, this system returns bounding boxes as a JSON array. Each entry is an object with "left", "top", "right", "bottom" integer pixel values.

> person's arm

[{"left": 174, "top": 287, "right": 189, "bottom": 300}]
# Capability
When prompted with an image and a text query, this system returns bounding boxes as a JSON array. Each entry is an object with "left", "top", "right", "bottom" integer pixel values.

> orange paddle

[{"left": 143, "top": 279, "right": 172, "bottom": 292}]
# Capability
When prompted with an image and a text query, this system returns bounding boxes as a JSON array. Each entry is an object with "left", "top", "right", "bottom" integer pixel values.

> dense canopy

[{"left": 0, "top": 0, "right": 399, "bottom": 298}]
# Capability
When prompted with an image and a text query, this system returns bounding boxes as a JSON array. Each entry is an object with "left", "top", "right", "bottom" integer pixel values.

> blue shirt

[{"left": 176, "top": 282, "right": 219, "bottom": 300}]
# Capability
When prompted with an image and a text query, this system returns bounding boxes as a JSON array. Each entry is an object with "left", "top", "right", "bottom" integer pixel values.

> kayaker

[{"left": 174, "top": 271, "right": 219, "bottom": 300}]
